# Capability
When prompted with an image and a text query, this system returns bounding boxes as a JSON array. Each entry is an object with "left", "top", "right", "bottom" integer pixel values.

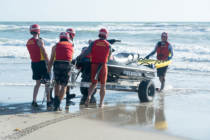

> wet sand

[
  {"left": 0, "top": 101, "right": 186, "bottom": 140},
  {"left": 1, "top": 85, "right": 210, "bottom": 140}
]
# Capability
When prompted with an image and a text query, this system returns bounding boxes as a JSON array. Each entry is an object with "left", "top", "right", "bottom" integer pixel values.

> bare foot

[
  {"left": 85, "top": 98, "right": 90, "bottom": 107},
  {"left": 99, "top": 104, "right": 106, "bottom": 108}
]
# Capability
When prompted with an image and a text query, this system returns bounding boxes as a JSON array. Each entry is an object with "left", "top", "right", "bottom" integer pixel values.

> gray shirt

[
  {"left": 148, "top": 42, "right": 174, "bottom": 59},
  {"left": 79, "top": 39, "right": 112, "bottom": 60}
]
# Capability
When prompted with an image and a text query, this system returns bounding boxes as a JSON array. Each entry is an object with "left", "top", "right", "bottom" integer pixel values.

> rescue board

[{"left": 138, "top": 59, "right": 171, "bottom": 68}]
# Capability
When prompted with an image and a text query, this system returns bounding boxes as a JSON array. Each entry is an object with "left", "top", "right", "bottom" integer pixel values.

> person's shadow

[{"left": 0, "top": 101, "right": 55, "bottom": 116}]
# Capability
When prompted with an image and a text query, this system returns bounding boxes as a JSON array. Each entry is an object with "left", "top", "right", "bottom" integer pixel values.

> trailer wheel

[
  {"left": 138, "top": 80, "right": 155, "bottom": 102},
  {"left": 80, "top": 79, "right": 97, "bottom": 97}
]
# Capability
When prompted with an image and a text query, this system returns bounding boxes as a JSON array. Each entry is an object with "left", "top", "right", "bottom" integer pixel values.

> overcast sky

[{"left": 0, "top": 0, "right": 210, "bottom": 21}]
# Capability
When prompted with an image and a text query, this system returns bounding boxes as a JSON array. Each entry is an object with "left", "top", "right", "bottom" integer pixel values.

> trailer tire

[
  {"left": 80, "top": 79, "right": 97, "bottom": 97},
  {"left": 138, "top": 80, "right": 155, "bottom": 102}
]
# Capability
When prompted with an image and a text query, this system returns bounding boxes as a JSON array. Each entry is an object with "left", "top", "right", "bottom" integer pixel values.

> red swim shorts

[{"left": 91, "top": 64, "right": 107, "bottom": 84}]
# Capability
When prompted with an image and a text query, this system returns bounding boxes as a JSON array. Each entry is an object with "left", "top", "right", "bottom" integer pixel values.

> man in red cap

[
  {"left": 49, "top": 28, "right": 76, "bottom": 107},
  {"left": 47, "top": 32, "right": 74, "bottom": 111},
  {"left": 77, "top": 28, "right": 112, "bottom": 107},
  {"left": 145, "top": 32, "right": 174, "bottom": 92},
  {"left": 26, "top": 24, "right": 53, "bottom": 108}
]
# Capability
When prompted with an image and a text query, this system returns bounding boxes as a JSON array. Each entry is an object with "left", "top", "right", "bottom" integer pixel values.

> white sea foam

[
  {"left": 181, "top": 55, "right": 210, "bottom": 62},
  {"left": 0, "top": 42, "right": 87, "bottom": 59},
  {"left": 0, "top": 39, "right": 27, "bottom": 46},
  {"left": 169, "top": 61, "right": 210, "bottom": 72},
  {"left": 1, "top": 22, "right": 210, "bottom": 90},
  {"left": 1, "top": 23, "right": 209, "bottom": 35},
  {"left": 1, "top": 40, "right": 210, "bottom": 62},
  {"left": 0, "top": 83, "right": 35, "bottom": 86},
  {"left": 0, "top": 25, "right": 28, "bottom": 30},
  {"left": 173, "top": 43, "right": 210, "bottom": 54},
  {"left": 0, "top": 38, "right": 92, "bottom": 47}
]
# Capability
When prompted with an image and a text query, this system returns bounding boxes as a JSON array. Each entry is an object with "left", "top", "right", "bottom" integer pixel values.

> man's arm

[
  {"left": 79, "top": 42, "right": 94, "bottom": 58},
  {"left": 38, "top": 39, "right": 49, "bottom": 64},
  {"left": 47, "top": 45, "right": 56, "bottom": 73},
  {"left": 107, "top": 44, "right": 112, "bottom": 60},
  {"left": 147, "top": 43, "right": 158, "bottom": 57},
  {"left": 168, "top": 44, "right": 174, "bottom": 60}
]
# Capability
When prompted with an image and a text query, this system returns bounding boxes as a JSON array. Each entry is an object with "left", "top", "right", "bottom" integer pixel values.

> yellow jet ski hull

[{"left": 138, "top": 59, "right": 171, "bottom": 68}]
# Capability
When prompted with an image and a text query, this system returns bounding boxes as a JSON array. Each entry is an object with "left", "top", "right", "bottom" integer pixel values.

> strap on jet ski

[
  {"left": 138, "top": 58, "right": 156, "bottom": 69},
  {"left": 94, "top": 63, "right": 103, "bottom": 80},
  {"left": 138, "top": 62, "right": 155, "bottom": 69},
  {"left": 154, "top": 59, "right": 168, "bottom": 65},
  {"left": 138, "top": 58, "right": 170, "bottom": 69},
  {"left": 73, "top": 61, "right": 81, "bottom": 82}
]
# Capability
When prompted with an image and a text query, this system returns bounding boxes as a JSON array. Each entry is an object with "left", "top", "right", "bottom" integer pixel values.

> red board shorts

[{"left": 91, "top": 64, "right": 108, "bottom": 84}]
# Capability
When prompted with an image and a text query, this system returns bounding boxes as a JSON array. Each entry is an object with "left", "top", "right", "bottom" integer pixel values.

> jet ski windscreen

[
  {"left": 114, "top": 53, "right": 133, "bottom": 64},
  {"left": 114, "top": 53, "right": 140, "bottom": 65},
  {"left": 131, "top": 53, "right": 140, "bottom": 62}
]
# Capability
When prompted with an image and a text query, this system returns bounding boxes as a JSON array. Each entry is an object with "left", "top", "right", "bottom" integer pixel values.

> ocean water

[
  {"left": 1, "top": 22, "right": 210, "bottom": 140},
  {"left": 0, "top": 22, "right": 210, "bottom": 90}
]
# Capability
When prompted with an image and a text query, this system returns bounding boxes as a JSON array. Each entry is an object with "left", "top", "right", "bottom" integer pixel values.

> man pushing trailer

[
  {"left": 47, "top": 32, "right": 74, "bottom": 111},
  {"left": 76, "top": 28, "right": 112, "bottom": 107},
  {"left": 26, "top": 24, "right": 53, "bottom": 108}
]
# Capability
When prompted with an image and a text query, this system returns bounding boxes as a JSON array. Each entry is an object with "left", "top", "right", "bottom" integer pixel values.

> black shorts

[
  {"left": 53, "top": 61, "right": 71, "bottom": 86},
  {"left": 157, "top": 66, "right": 168, "bottom": 77},
  {"left": 31, "top": 61, "right": 47, "bottom": 80}
]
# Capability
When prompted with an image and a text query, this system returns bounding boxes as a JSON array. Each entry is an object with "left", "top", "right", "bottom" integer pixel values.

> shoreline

[
  {"left": 0, "top": 103, "right": 186, "bottom": 140},
  {"left": 1, "top": 82, "right": 210, "bottom": 140}
]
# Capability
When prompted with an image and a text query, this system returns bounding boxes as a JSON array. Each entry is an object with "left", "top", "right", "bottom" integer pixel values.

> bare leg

[
  {"left": 99, "top": 84, "right": 106, "bottom": 107},
  {"left": 33, "top": 80, "right": 41, "bottom": 102},
  {"left": 160, "top": 76, "right": 166, "bottom": 90},
  {"left": 54, "top": 82, "right": 60, "bottom": 96},
  {"left": 85, "top": 84, "right": 97, "bottom": 107},
  {"left": 159, "top": 77, "right": 162, "bottom": 83},
  {"left": 59, "top": 85, "right": 67, "bottom": 101}
]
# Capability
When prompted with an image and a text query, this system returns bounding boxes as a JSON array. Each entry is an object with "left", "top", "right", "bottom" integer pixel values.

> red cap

[
  {"left": 59, "top": 32, "right": 70, "bottom": 41},
  {"left": 30, "top": 24, "right": 40, "bottom": 34},
  {"left": 66, "top": 28, "right": 76, "bottom": 38},
  {"left": 99, "top": 28, "right": 108, "bottom": 38},
  {"left": 161, "top": 32, "right": 168, "bottom": 37}
]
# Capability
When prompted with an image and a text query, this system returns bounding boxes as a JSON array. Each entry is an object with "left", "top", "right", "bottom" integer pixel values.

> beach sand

[
  {"left": 0, "top": 103, "right": 186, "bottom": 140},
  {"left": 1, "top": 85, "right": 210, "bottom": 140}
]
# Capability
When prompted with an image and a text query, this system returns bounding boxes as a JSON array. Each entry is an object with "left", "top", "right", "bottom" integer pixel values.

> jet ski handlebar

[{"left": 106, "top": 39, "right": 121, "bottom": 45}]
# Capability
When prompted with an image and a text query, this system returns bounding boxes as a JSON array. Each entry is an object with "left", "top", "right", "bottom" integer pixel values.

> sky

[{"left": 0, "top": 0, "right": 210, "bottom": 21}]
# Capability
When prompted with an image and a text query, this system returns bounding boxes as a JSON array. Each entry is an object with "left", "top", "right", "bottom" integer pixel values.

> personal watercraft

[{"left": 73, "top": 39, "right": 156, "bottom": 102}]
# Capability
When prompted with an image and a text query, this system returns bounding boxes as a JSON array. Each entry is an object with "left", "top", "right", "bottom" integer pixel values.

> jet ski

[
  {"left": 40, "top": 39, "right": 156, "bottom": 104},
  {"left": 106, "top": 53, "right": 155, "bottom": 81},
  {"left": 72, "top": 39, "right": 156, "bottom": 102}
]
